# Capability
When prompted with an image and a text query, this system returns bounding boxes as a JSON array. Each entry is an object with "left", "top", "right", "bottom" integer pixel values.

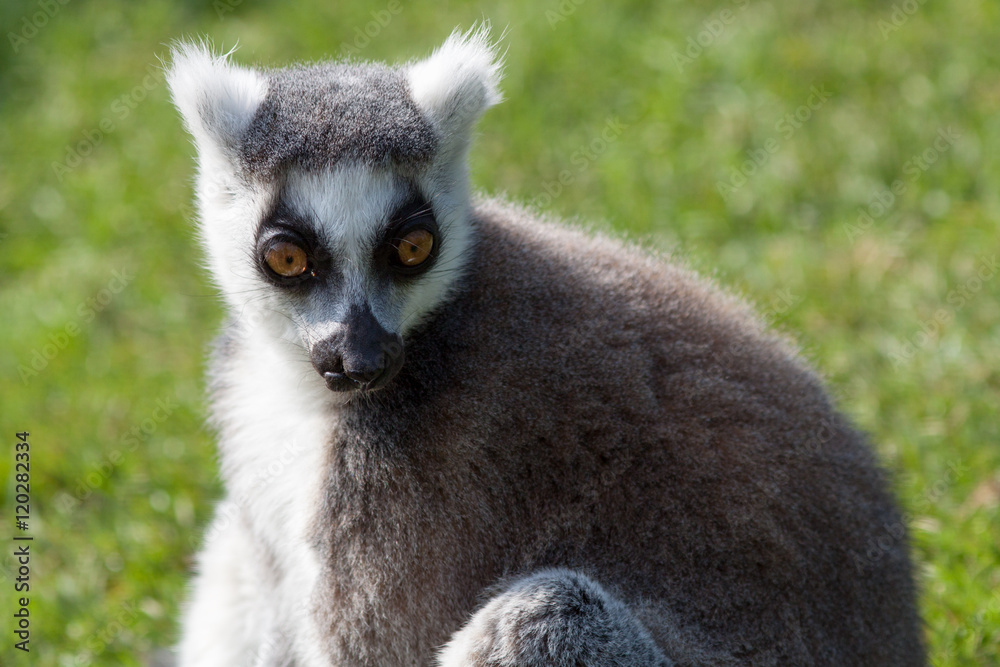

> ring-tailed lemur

[{"left": 167, "top": 27, "right": 924, "bottom": 667}]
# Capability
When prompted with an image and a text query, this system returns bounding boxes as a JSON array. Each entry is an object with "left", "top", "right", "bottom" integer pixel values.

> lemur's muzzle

[{"left": 309, "top": 304, "right": 404, "bottom": 392}]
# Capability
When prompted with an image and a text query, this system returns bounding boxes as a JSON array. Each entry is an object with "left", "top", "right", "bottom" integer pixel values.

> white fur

[
  {"left": 268, "top": 163, "right": 476, "bottom": 340},
  {"left": 407, "top": 25, "right": 504, "bottom": 155},
  {"left": 281, "top": 166, "right": 404, "bottom": 335},
  {"left": 404, "top": 161, "right": 476, "bottom": 332},
  {"left": 404, "top": 26, "right": 502, "bottom": 329},
  {"left": 166, "top": 36, "right": 496, "bottom": 336},
  {"left": 176, "top": 160, "right": 478, "bottom": 663},
  {"left": 171, "top": 32, "right": 498, "bottom": 665},
  {"left": 167, "top": 42, "right": 275, "bottom": 315},
  {"left": 177, "top": 325, "right": 333, "bottom": 667},
  {"left": 166, "top": 41, "right": 268, "bottom": 157}
]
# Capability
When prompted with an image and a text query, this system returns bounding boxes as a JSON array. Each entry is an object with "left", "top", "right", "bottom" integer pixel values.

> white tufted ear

[
  {"left": 406, "top": 26, "right": 504, "bottom": 155},
  {"left": 166, "top": 41, "right": 268, "bottom": 163}
]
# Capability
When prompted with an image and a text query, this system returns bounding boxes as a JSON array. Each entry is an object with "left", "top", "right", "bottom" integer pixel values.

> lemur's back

[{"left": 310, "top": 197, "right": 923, "bottom": 666}]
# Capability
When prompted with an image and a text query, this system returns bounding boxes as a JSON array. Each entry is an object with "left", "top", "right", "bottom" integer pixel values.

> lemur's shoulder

[{"left": 464, "top": 196, "right": 809, "bottom": 378}]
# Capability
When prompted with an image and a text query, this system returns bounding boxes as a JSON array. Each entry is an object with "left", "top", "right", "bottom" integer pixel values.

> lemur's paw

[{"left": 438, "top": 569, "right": 671, "bottom": 667}]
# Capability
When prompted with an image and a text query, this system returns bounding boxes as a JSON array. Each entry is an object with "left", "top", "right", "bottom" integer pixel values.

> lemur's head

[{"left": 168, "top": 29, "right": 502, "bottom": 394}]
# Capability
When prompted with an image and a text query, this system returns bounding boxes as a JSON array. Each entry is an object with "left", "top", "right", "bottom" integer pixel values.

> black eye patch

[
  {"left": 254, "top": 200, "right": 330, "bottom": 287},
  {"left": 388, "top": 193, "right": 435, "bottom": 230},
  {"left": 376, "top": 193, "right": 440, "bottom": 277}
]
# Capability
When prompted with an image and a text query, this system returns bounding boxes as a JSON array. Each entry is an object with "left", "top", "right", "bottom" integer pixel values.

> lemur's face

[
  {"left": 247, "top": 166, "right": 466, "bottom": 393},
  {"left": 168, "top": 31, "right": 501, "bottom": 393}
]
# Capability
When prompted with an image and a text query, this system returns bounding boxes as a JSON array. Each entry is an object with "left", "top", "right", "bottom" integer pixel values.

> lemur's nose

[{"left": 309, "top": 305, "right": 404, "bottom": 392}]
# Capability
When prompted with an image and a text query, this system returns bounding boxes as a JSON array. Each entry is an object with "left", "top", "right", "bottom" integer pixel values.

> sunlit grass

[{"left": 1, "top": 0, "right": 997, "bottom": 664}]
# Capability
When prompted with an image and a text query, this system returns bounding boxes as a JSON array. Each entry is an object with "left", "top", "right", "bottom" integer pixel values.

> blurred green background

[{"left": 1, "top": 0, "right": 998, "bottom": 664}]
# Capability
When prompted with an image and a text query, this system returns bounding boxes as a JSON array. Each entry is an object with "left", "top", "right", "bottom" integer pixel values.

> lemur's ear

[
  {"left": 406, "top": 26, "right": 504, "bottom": 156},
  {"left": 166, "top": 41, "right": 267, "bottom": 163}
]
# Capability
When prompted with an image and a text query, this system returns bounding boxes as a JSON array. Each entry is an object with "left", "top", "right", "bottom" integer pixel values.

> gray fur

[
  {"left": 171, "top": 35, "right": 925, "bottom": 667},
  {"left": 253, "top": 197, "right": 921, "bottom": 665},
  {"left": 442, "top": 569, "right": 672, "bottom": 666},
  {"left": 240, "top": 63, "right": 437, "bottom": 175}
]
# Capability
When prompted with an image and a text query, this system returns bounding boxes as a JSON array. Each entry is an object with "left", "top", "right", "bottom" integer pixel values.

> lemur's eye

[
  {"left": 395, "top": 229, "right": 434, "bottom": 267},
  {"left": 256, "top": 217, "right": 320, "bottom": 286},
  {"left": 383, "top": 198, "right": 438, "bottom": 275},
  {"left": 264, "top": 241, "right": 309, "bottom": 279}
]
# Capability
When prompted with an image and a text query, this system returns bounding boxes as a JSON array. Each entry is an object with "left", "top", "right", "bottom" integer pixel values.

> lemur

[{"left": 167, "top": 28, "right": 925, "bottom": 666}]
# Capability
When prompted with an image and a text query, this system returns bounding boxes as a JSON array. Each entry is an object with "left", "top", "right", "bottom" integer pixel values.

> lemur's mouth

[
  {"left": 322, "top": 364, "right": 401, "bottom": 393},
  {"left": 309, "top": 304, "right": 405, "bottom": 393}
]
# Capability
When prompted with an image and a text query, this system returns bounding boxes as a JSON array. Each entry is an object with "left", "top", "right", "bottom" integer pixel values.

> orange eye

[
  {"left": 396, "top": 229, "right": 434, "bottom": 267},
  {"left": 265, "top": 241, "right": 309, "bottom": 278}
]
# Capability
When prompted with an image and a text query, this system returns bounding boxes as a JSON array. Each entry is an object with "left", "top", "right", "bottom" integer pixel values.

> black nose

[{"left": 309, "top": 305, "right": 404, "bottom": 392}]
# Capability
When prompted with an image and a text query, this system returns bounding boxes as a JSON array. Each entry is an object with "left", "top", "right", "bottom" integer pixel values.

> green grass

[{"left": 1, "top": 0, "right": 998, "bottom": 664}]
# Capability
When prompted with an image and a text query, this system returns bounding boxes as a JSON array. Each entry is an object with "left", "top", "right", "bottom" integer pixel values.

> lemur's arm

[{"left": 439, "top": 569, "right": 673, "bottom": 667}]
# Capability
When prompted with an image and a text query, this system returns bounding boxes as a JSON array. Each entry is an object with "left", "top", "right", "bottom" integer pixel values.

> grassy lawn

[{"left": 1, "top": 0, "right": 997, "bottom": 664}]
